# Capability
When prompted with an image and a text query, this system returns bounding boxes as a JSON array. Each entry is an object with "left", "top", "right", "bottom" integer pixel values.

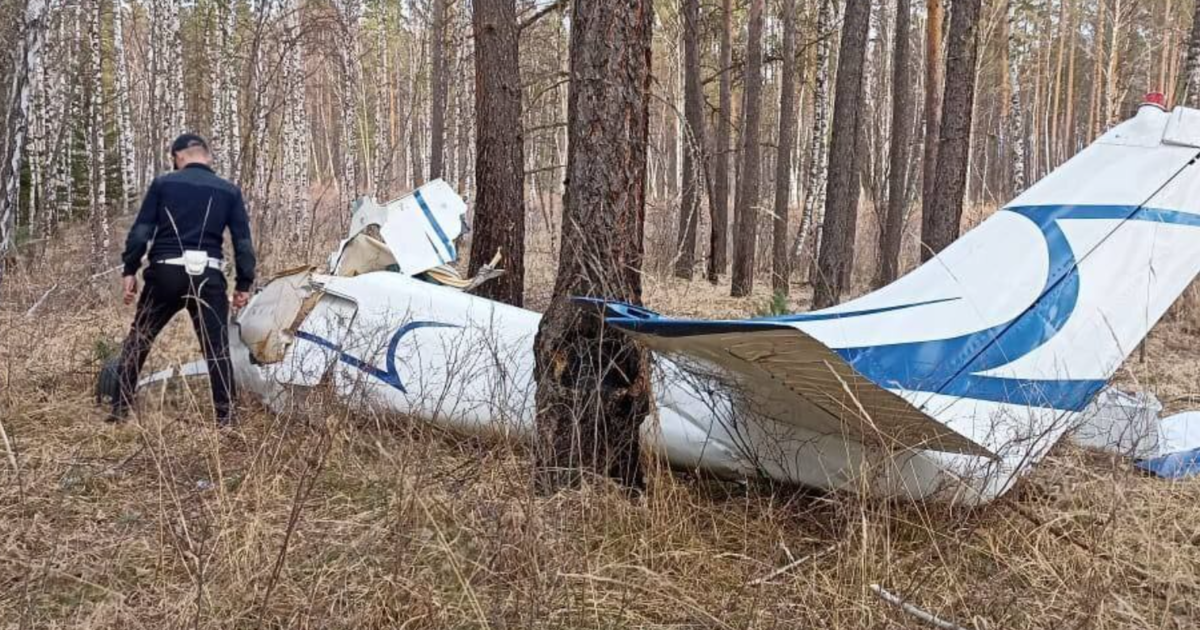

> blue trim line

[
  {"left": 414, "top": 189, "right": 456, "bottom": 261},
  {"left": 1136, "top": 447, "right": 1200, "bottom": 478},
  {"left": 295, "top": 321, "right": 460, "bottom": 393},
  {"left": 600, "top": 204, "right": 1200, "bottom": 412}
]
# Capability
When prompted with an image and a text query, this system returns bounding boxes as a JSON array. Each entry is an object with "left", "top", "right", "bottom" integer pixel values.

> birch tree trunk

[
  {"left": 113, "top": 0, "right": 137, "bottom": 212},
  {"left": 791, "top": 0, "right": 832, "bottom": 268},
  {"left": 87, "top": 0, "right": 109, "bottom": 272},
  {"left": 429, "top": 0, "right": 448, "bottom": 180},
  {"left": 211, "top": 0, "right": 241, "bottom": 175},
  {"left": 338, "top": 0, "right": 363, "bottom": 207},
  {"left": 0, "top": 0, "right": 50, "bottom": 290}
]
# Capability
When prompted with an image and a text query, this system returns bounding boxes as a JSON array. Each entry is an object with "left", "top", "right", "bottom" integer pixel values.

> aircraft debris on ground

[{"left": 150, "top": 101, "right": 1200, "bottom": 505}]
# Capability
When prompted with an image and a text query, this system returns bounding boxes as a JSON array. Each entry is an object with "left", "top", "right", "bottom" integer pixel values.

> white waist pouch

[{"left": 182, "top": 250, "right": 210, "bottom": 276}]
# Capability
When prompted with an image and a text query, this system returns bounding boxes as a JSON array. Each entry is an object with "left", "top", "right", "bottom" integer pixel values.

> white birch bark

[
  {"left": 211, "top": 0, "right": 241, "bottom": 174},
  {"left": 113, "top": 0, "right": 138, "bottom": 211},
  {"left": 283, "top": 0, "right": 310, "bottom": 245},
  {"left": 87, "top": 0, "right": 109, "bottom": 271},
  {"left": 337, "top": 0, "right": 363, "bottom": 208},
  {"left": 791, "top": 0, "right": 834, "bottom": 260},
  {"left": 0, "top": 0, "right": 50, "bottom": 289}
]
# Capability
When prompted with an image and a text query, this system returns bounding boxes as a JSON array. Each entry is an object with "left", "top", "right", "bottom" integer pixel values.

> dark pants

[{"left": 115, "top": 264, "right": 236, "bottom": 424}]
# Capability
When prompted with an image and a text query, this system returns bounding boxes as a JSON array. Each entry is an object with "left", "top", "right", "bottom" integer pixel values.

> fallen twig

[
  {"left": 748, "top": 543, "right": 839, "bottom": 586},
  {"left": 24, "top": 282, "right": 58, "bottom": 317},
  {"left": 870, "top": 584, "right": 970, "bottom": 630}
]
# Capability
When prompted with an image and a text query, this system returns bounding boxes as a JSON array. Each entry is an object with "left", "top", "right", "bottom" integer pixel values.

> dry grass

[{"left": 2, "top": 202, "right": 1200, "bottom": 629}]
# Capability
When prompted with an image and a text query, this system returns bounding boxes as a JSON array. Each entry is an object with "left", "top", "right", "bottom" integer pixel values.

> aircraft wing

[{"left": 593, "top": 302, "right": 996, "bottom": 458}]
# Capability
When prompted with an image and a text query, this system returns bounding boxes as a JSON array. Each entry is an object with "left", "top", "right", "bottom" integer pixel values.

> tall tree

[
  {"left": 675, "top": 0, "right": 704, "bottom": 280},
  {"left": 113, "top": 0, "right": 137, "bottom": 210},
  {"left": 771, "top": 0, "right": 799, "bottom": 295},
  {"left": 791, "top": 0, "right": 833, "bottom": 271},
  {"left": 86, "top": 0, "right": 109, "bottom": 272},
  {"left": 921, "top": 0, "right": 983, "bottom": 259},
  {"left": 706, "top": 0, "right": 733, "bottom": 283},
  {"left": 875, "top": 0, "right": 913, "bottom": 287},
  {"left": 730, "top": 0, "right": 766, "bottom": 297},
  {"left": 0, "top": 0, "right": 49, "bottom": 291},
  {"left": 920, "top": 0, "right": 944, "bottom": 259},
  {"left": 337, "top": 0, "right": 363, "bottom": 205},
  {"left": 469, "top": 0, "right": 525, "bottom": 306},
  {"left": 429, "top": 0, "right": 448, "bottom": 179},
  {"left": 1188, "top": 0, "right": 1200, "bottom": 106},
  {"left": 812, "top": 0, "right": 872, "bottom": 309},
  {"left": 534, "top": 0, "right": 653, "bottom": 491}
]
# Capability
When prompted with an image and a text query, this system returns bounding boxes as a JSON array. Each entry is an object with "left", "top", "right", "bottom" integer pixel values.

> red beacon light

[{"left": 1142, "top": 91, "right": 1168, "bottom": 111}]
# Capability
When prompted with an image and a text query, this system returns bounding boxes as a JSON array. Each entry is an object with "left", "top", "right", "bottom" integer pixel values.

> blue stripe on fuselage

[{"left": 295, "top": 321, "right": 460, "bottom": 392}]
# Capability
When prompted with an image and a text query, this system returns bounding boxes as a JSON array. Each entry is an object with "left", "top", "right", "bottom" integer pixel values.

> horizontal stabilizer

[{"left": 598, "top": 303, "right": 995, "bottom": 458}]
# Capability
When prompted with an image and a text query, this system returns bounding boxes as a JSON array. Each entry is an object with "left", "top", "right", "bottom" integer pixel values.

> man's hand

[
  {"left": 231, "top": 291, "right": 251, "bottom": 312},
  {"left": 122, "top": 275, "right": 138, "bottom": 305}
]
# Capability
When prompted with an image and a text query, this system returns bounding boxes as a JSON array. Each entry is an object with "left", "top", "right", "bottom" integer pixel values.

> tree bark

[
  {"left": 791, "top": 0, "right": 833, "bottom": 270},
  {"left": 922, "top": 0, "right": 983, "bottom": 259},
  {"left": 919, "top": 0, "right": 944, "bottom": 260},
  {"left": 675, "top": 0, "right": 704, "bottom": 281},
  {"left": 730, "top": 0, "right": 766, "bottom": 298},
  {"left": 812, "top": 0, "right": 871, "bottom": 309},
  {"left": 875, "top": 0, "right": 913, "bottom": 288},
  {"left": 771, "top": 0, "right": 799, "bottom": 295},
  {"left": 533, "top": 0, "right": 653, "bottom": 492},
  {"left": 429, "top": 0, "right": 448, "bottom": 179},
  {"left": 1186, "top": 0, "right": 1200, "bottom": 106},
  {"left": 469, "top": 0, "right": 526, "bottom": 306},
  {"left": 706, "top": 0, "right": 733, "bottom": 282},
  {"left": 0, "top": 0, "right": 49, "bottom": 291}
]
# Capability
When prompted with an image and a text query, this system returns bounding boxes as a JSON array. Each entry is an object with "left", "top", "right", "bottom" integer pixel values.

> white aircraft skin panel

[
  {"left": 977, "top": 219, "right": 1200, "bottom": 381},
  {"left": 791, "top": 213, "right": 1048, "bottom": 348}
]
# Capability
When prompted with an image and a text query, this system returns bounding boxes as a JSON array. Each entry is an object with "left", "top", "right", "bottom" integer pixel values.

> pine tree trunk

[
  {"left": 675, "top": 0, "right": 704, "bottom": 281},
  {"left": 1186, "top": 0, "right": 1200, "bottom": 106},
  {"left": 469, "top": 0, "right": 525, "bottom": 306},
  {"left": 429, "top": 0, "right": 448, "bottom": 179},
  {"left": 1088, "top": 0, "right": 1106, "bottom": 141},
  {"left": 730, "top": 0, "right": 765, "bottom": 298},
  {"left": 0, "top": 0, "right": 49, "bottom": 291},
  {"left": 919, "top": 0, "right": 945, "bottom": 257},
  {"left": 812, "top": 0, "right": 871, "bottom": 309},
  {"left": 875, "top": 0, "right": 912, "bottom": 288},
  {"left": 706, "top": 0, "right": 733, "bottom": 282},
  {"left": 770, "top": 0, "right": 798, "bottom": 295},
  {"left": 533, "top": 0, "right": 653, "bottom": 492},
  {"left": 922, "top": 0, "right": 982, "bottom": 259}
]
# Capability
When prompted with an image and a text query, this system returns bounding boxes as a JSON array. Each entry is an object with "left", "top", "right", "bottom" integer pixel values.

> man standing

[{"left": 113, "top": 134, "right": 256, "bottom": 426}]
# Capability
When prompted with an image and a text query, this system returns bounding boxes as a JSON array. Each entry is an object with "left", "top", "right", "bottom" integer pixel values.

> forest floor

[{"left": 2, "top": 208, "right": 1200, "bottom": 629}]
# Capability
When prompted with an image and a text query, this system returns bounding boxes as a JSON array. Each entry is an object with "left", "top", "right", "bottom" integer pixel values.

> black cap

[{"left": 170, "top": 133, "right": 209, "bottom": 155}]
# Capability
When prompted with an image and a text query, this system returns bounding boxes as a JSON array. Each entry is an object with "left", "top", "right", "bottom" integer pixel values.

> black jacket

[{"left": 121, "top": 163, "right": 256, "bottom": 291}]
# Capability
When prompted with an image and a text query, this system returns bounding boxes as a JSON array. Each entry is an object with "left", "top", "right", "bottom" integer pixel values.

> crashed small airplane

[{"left": 149, "top": 97, "right": 1200, "bottom": 505}]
